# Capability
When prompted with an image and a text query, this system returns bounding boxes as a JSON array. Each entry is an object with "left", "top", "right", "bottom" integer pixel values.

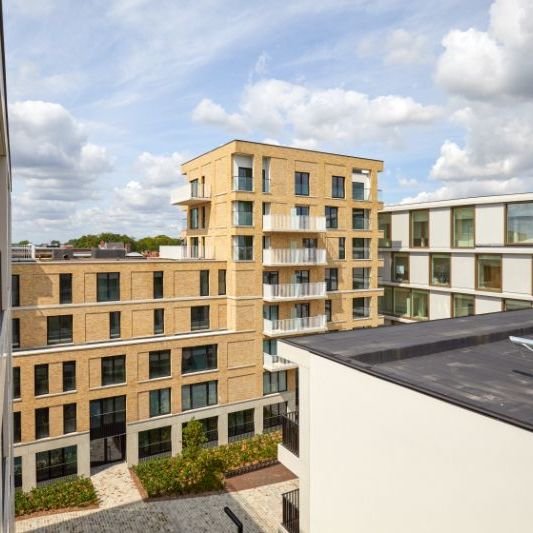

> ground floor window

[
  {"left": 263, "top": 402, "right": 288, "bottom": 432},
  {"left": 138, "top": 426, "right": 171, "bottom": 460},
  {"left": 452, "top": 293, "right": 475, "bottom": 317},
  {"left": 228, "top": 409, "right": 254, "bottom": 442},
  {"left": 182, "top": 416, "right": 219, "bottom": 448},
  {"left": 36, "top": 445, "right": 77, "bottom": 485},
  {"left": 504, "top": 299, "right": 532, "bottom": 311}
]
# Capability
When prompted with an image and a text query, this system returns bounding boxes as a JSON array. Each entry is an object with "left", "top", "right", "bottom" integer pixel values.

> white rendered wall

[
  {"left": 409, "top": 253, "right": 429, "bottom": 285},
  {"left": 502, "top": 255, "right": 532, "bottom": 296},
  {"left": 476, "top": 204, "right": 504, "bottom": 246},
  {"left": 451, "top": 254, "right": 475, "bottom": 290},
  {"left": 232, "top": 154, "right": 253, "bottom": 175},
  {"left": 391, "top": 211, "right": 409, "bottom": 248},
  {"left": 429, "top": 291, "right": 451, "bottom": 319},
  {"left": 475, "top": 295, "right": 502, "bottom": 314},
  {"left": 429, "top": 208, "right": 450, "bottom": 249}
]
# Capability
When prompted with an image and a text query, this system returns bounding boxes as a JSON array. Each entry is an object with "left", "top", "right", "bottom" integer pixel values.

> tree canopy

[{"left": 66, "top": 233, "right": 182, "bottom": 252}]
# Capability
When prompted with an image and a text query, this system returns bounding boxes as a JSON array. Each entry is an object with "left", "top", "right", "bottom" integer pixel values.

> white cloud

[
  {"left": 385, "top": 29, "right": 431, "bottom": 65},
  {"left": 398, "top": 176, "right": 418, "bottom": 187},
  {"left": 192, "top": 99, "right": 249, "bottom": 133}
]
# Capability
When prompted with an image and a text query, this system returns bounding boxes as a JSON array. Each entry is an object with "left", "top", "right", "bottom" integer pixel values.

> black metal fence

[
  {"left": 282, "top": 489, "right": 300, "bottom": 533},
  {"left": 281, "top": 412, "right": 299, "bottom": 456}
]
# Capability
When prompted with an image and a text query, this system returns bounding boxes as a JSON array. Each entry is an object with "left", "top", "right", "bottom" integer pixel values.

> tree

[
  {"left": 17, "top": 240, "right": 30, "bottom": 245},
  {"left": 182, "top": 419, "right": 207, "bottom": 460}
]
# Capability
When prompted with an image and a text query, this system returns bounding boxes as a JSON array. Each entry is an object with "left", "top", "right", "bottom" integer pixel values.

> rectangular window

[
  {"left": 218, "top": 269, "right": 226, "bottom": 295},
  {"left": 149, "top": 350, "right": 171, "bottom": 379},
  {"left": 59, "top": 274, "right": 72, "bottom": 304},
  {"left": 139, "top": 426, "right": 171, "bottom": 459},
  {"left": 200, "top": 270, "right": 209, "bottom": 296},
  {"left": 233, "top": 201, "right": 253, "bottom": 226},
  {"left": 294, "top": 270, "right": 310, "bottom": 284},
  {"left": 13, "top": 367, "right": 20, "bottom": 399},
  {"left": 352, "top": 209, "right": 370, "bottom": 230},
  {"left": 35, "top": 407, "right": 49, "bottom": 439},
  {"left": 325, "top": 299, "right": 332, "bottom": 322},
  {"left": 504, "top": 299, "right": 532, "bottom": 311},
  {"left": 182, "top": 345, "right": 217, "bottom": 374},
  {"left": 294, "top": 171, "right": 310, "bottom": 196},
  {"left": 14, "top": 411, "right": 21, "bottom": 443},
  {"left": 352, "top": 181, "right": 367, "bottom": 201},
  {"left": 325, "top": 206, "right": 338, "bottom": 229},
  {"left": 263, "top": 371, "right": 287, "bottom": 395},
  {"left": 452, "top": 293, "right": 475, "bottom": 317},
  {"left": 153, "top": 271, "right": 164, "bottom": 299},
  {"left": 89, "top": 395, "right": 126, "bottom": 440},
  {"left": 181, "top": 380, "right": 217, "bottom": 411},
  {"left": 352, "top": 267, "right": 370, "bottom": 289},
  {"left": 303, "top": 238, "right": 317, "bottom": 249},
  {"left": 338, "top": 237, "right": 345, "bottom": 260},
  {"left": 36, "top": 446, "right": 77, "bottom": 484},
  {"left": 379, "top": 286, "right": 394, "bottom": 316},
  {"left": 150, "top": 388, "right": 171, "bottom": 417},
  {"left": 190, "top": 207, "right": 199, "bottom": 229},
  {"left": 63, "top": 403, "right": 77, "bottom": 434},
  {"left": 235, "top": 166, "right": 253, "bottom": 191},
  {"left": 101, "top": 355, "right": 126, "bottom": 386},
  {"left": 392, "top": 253, "right": 409, "bottom": 282},
  {"left": 412, "top": 290, "right": 429, "bottom": 320},
  {"left": 262, "top": 161, "right": 270, "bottom": 193},
  {"left": 191, "top": 305, "right": 209, "bottom": 331},
  {"left": 379, "top": 212, "right": 391, "bottom": 247},
  {"left": 97, "top": 272, "right": 120, "bottom": 302},
  {"left": 228, "top": 408, "right": 255, "bottom": 441},
  {"left": 452, "top": 206, "right": 475, "bottom": 247},
  {"left": 477, "top": 255, "right": 502, "bottom": 291},
  {"left": 47, "top": 315, "right": 73, "bottom": 345},
  {"left": 12, "top": 318, "right": 20, "bottom": 348},
  {"left": 263, "top": 402, "right": 287, "bottom": 432},
  {"left": 63, "top": 361, "right": 76, "bottom": 392},
  {"left": 34, "top": 364, "right": 49, "bottom": 396},
  {"left": 430, "top": 254, "right": 451, "bottom": 287},
  {"left": 14, "top": 457, "right": 22, "bottom": 489},
  {"left": 325, "top": 268, "right": 338, "bottom": 291},
  {"left": 12, "top": 274, "right": 20, "bottom": 307},
  {"left": 352, "top": 238, "right": 370, "bottom": 260},
  {"left": 393, "top": 287, "right": 411, "bottom": 317},
  {"left": 233, "top": 235, "right": 254, "bottom": 261},
  {"left": 263, "top": 339, "right": 277, "bottom": 355},
  {"left": 410, "top": 210, "right": 429, "bottom": 247},
  {"left": 154, "top": 308, "right": 164, "bottom": 334},
  {"left": 331, "top": 176, "right": 345, "bottom": 198},
  {"left": 353, "top": 297, "right": 370, "bottom": 318},
  {"left": 506, "top": 202, "right": 533, "bottom": 244},
  {"left": 110, "top": 311, "right": 121, "bottom": 339}
]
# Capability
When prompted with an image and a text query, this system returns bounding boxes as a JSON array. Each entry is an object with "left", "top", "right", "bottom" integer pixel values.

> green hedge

[
  {"left": 134, "top": 431, "right": 281, "bottom": 498},
  {"left": 15, "top": 477, "right": 98, "bottom": 517}
]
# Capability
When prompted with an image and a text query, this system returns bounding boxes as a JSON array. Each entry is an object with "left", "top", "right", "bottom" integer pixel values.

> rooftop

[{"left": 283, "top": 309, "right": 533, "bottom": 432}]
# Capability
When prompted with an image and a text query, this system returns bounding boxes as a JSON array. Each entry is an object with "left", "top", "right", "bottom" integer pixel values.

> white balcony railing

[
  {"left": 11, "top": 244, "right": 36, "bottom": 261},
  {"left": 263, "top": 248, "right": 327, "bottom": 266},
  {"left": 263, "top": 214, "right": 326, "bottom": 232},
  {"left": 263, "top": 353, "right": 298, "bottom": 371},
  {"left": 263, "top": 282, "right": 327, "bottom": 301},
  {"left": 263, "top": 315, "right": 327, "bottom": 336},
  {"left": 158, "top": 245, "right": 214, "bottom": 260},
  {"left": 171, "top": 184, "right": 211, "bottom": 205}
]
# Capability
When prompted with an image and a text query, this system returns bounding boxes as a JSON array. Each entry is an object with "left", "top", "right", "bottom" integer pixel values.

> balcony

[
  {"left": 263, "top": 282, "right": 327, "bottom": 302},
  {"left": 263, "top": 248, "right": 327, "bottom": 266},
  {"left": 263, "top": 315, "right": 327, "bottom": 336},
  {"left": 263, "top": 353, "right": 298, "bottom": 372},
  {"left": 281, "top": 412, "right": 299, "bottom": 456},
  {"left": 352, "top": 187, "right": 383, "bottom": 202},
  {"left": 281, "top": 488, "right": 300, "bottom": 533},
  {"left": 171, "top": 184, "right": 211, "bottom": 205},
  {"left": 263, "top": 214, "right": 326, "bottom": 232},
  {"left": 159, "top": 245, "right": 214, "bottom": 260}
]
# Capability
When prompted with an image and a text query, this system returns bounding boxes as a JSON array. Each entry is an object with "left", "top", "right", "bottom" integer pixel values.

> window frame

[
  {"left": 12, "top": 318, "right": 20, "bottom": 348},
  {"left": 154, "top": 308, "right": 165, "bottom": 335},
  {"left": 63, "top": 403, "right": 77, "bottom": 434},
  {"left": 218, "top": 269, "right": 226, "bottom": 295},
  {"left": 12, "top": 274, "right": 20, "bottom": 307},
  {"left": 199, "top": 270, "right": 209, "bottom": 296},
  {"left": 97, "top": 272, "right": 120, "bottom": 302},
  {"left": 47, "top": 315, "right": 73, "bottom": 345},
  {"left": 138, "top": 426, "right": 172, "bottom": 459},
  {"left": 35, "top": 407, "right": 50, "bottom": 440},
  {"left": 36, "top": 446, "right": 77, "bottom": 484},
  {"left": 101, "top": 355, "right": 126, "bottom": 386},
  {"left": 149, "top": 388, "right": 171, "bottom": 418},
  {"left": 153, "top": 271, "right": 164, "bottom": 299},
  {"left": 429, "top": 253, "right": 451, "bottom": 288},
  {"left": 59, "top": 273, "right": 72, "bottom": 304},
  {"left": 13, "top": 411, "right": 21, "bottom": 443},
  {"left": 191, "top": 305, "right": 210, "bottom": 331},
  {"left": 182, "top": 344, "right": 217, "bottom": 375},
  {"left": 34, "top": 364, "right": 49, "bottom": 396},
  {"left": 505, "top": 201, "right": 533, "bottom": 246},
  {"left": 451, "top": 206, "right": 475, "bottom": 248},
  {"left": 451, "top": 293, "right": 475, "bottom": 318},
  {"left": 13, "top": 366, "right": 20, "bottom": 399},
  {"left": 294, "top": 171, "right": 310, "bottom": 196},
  {"left": 331, "top": 175, "right": 345, "bottom": 198},
  {"left": 181, "top": 380, "right": 218, "bottom": 411},
  {"left": 110, "top": 311, "right": 121, "bottom": 339},
  {"left": 391, "top": 252, "right": 410, "bottom": 283},
  {"left": 410, "top": 209, "right": 430, "bottom": 248},
  {"left": 62, "top": 361, "right": 76, "bottom": 392},
  {"left": 263, "top": 370, "right": 287, "bottom": 395},
  {"left": 475, "top": 254, "right": 502, "bottom": 293},
  {"left": 325, "top": 206, "right": 338, "bottom": 229},
  {"left": 149, "top": 349, "right": 171, "bottom": 379}
]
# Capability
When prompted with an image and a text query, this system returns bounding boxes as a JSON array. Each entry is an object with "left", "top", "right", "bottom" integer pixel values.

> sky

[{"left": 4, "top": 0, "right": 533, "bottom": 243}]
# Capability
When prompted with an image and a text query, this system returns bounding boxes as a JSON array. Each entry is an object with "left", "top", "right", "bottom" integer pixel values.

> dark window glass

[
  {"left": 392, "top": 253, "right": 409, "bottom": 282},
  {"left": 12, "top": 318, "right": 20, "bottom": 348},
  {"left": 453, "top": 294, "right": 475, "bottom": 317},
  {"left": 233, "top": 201, "right": 253, "bottom": 226},
  {"left": 352, "top": 181, "right": 366, "bottom": 201},
  {"left": 353, "top": 297, "right": 370, "bottom": 318},
  {"left": 138, "top": 426, "right": 171, "bottom": 459},
  {"left": 35, "top": 408, "right": 49, "bottom": 439},
  {"left": 110, "top": 311, "right": 121, "bottom": 339},
  {"left": 13, "top": 367, "right": 20, "bottom": 399},
  {"left": 294, "top": 270, "right": 310, "bottom": 284},
  {"left": 338, "top": 237, "right": 345, "bottom": 260},
  {"left": 233, "top": 235, "right": 253, "bottom": 261},
  {"left": 353, "top": 267, "right": 370, "bottom": 289},
  {"left": 101, "top": 355, "right": 126, "bottom": 386},
  {"left": 14, "top": 411, "right": 21, "bottom": 443},
  {"left": 89, "top": 395, "right": 126, "bottom": 440},
  {"left": 47, "top": 315, "right": 73, "bottom": 345},
  {"left": 325, "top": 206, "right": 338, "bottom": 229},
  {"left": 263, "top": 402, "right": 287, "bottom": 431},
  {"left": 352, "top": 209, "right": 370, "bottom": 230},
  {"left": 332, "top": 176, "right": 345, "bottom": 198},
  {"left": 63, "top": 403, "right": 77, "bottom": 434},
  {"left": 191, "top": 306, "right": 209, "bottom": 331},
  {"left": 154, "top": 308, "right": 164, "bottom": 334},
  {"left": 150, "top": 388, "right": 171, "bottom": 417},
  {"left": 153, "top": 271, "right": 164, "bottom": 299},
  {"left": 35, "top": 364, "right": 49, "bottom": 396},
  {"left": 181, "top": 380, "right": 217, "bottom": 411},
  {"left": 182, "top": 345, "right": 217, "bottom": 374},
  {"left": 182, "top": 416, "right": 218, "bottom": 446},
  {"left": 263, "top": 271, "right": 279, "bottom": 285},
  {"left": 294, "top": 171, "right": 310, "bottom": 196},
  {"left": 228, "top": 409, "right": 254, "bottom": 441},
  {"left": 325, "top": 299, "right": 332, "bottom": 322},
  {"left": 379, "top": 212, "right": 391, "bottom": 247},
  {"left": 14, "top": 456, "right": 22, "bottom": 489},
  {"left": 235, "top": 166, "right": 253, "bottom": 191},
  {"left": 59, "top": 274, "right": 72, "bottom": 304},
  {"left": 63, "top": 361, "right": 76, "bottom": 392},
  {"left": 149, "top": 350, "right": 171, "bottom": 379},
  {"left": 36, "top": 446, "right": 77, "bottom": 484},
  {"left": 97, "top": 273, "right": 120, "bottom": 302},
  {"left": 352, "top": 238, "right": 370, "bottom": 259},
  {"left": 303, "top": 238, "right": 317, "bottom": 249},
  {"left": 218, "top": 270, "right": 226, "bottom": 295},
  {"left": 12, "top": 274, "right": 20, "bottom": 307},
  {"left": 190, "top": 207, "right": 199, "bottom": 229},
  {"left": 325, "top": 268, "right": 338, "bottom": 291},
  {"left": 263, "top": 371, "right": 287, "bottom": 394},
  {"left": 200, "top": 270, "right": 209, "bottom": 296},
  {"left": 263, "top": 339, "right": 277, "bottom": 355}
]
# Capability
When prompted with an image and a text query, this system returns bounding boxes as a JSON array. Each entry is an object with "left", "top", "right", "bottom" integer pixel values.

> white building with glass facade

[{"left": 378, "top": 193, "right": 533, "bottom": 323}]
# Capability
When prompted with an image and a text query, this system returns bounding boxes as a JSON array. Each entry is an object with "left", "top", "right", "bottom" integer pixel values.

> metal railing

[
  {"left": 263, "top": 282, "right": 326, "bottom": 301},
  {"left": 264, "top": 315, "right": 327, "bottom": 336},
  {"left": 262, "top": 177, "right": 271, "bottom": 193},
  {"left": 89, "top": 412, "right": 126, "bottom": 440},
  {"left": 228, "top": 425, "right": 255, "bottom": 443},
  {"left": 263, "top": 248, "right": 326, "bottom": 265},
  {"left": 282, "top": 489, "right": 300, "bottom": 533},
  {"left": 233, "top": 246, "right": 254, "bottom": 261},
  {"left": 11, "top": 244, "right": 36, "bottom": 261},
  {"left": 171, "top": 184, "right": 211, "bottom": 204},
  {"left": 263, "top": 353, "right": 298, "bottom": 371},
  {"left": 233, "top": 175, "right": 254, "bottom": 191},
  {"left": 159, "top": 245, "right": 214, "bottom": 260},
  {"left": 263, "top": 214, "right": 326, "bottom": 232},
  {"left": 353, "top": 218, "right": 371, "bottom": 231}
]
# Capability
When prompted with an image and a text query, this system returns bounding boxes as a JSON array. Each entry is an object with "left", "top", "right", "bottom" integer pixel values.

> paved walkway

[{"left": 16, "top": 463, "right": 298, "bottom": 532}]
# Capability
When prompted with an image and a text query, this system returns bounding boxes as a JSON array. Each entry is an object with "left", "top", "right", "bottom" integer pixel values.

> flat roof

[{"left": 283, "top": 310, "right": 533, "bottom": 432}]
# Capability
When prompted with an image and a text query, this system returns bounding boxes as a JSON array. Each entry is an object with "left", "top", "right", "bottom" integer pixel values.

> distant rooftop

[{"left": 283, "top": 310, "right": 533, "bottom": 432}]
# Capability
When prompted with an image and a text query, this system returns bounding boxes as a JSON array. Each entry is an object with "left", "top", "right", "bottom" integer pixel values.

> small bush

[{"left": 15, "top": 477, "right": 98, "bottom": 517}]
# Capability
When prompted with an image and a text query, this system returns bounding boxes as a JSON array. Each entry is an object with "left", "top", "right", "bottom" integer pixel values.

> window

[
  {"left": 325, "top": 299, "right": 332, "bottom": 322},
  {"left": 190, "top": 207, "right": 200, "bottom": 229},
  {"left": 36, "top": 446, "right": 77, "bottom": 484},
  {"left": 101, "top": 355, "right": 126, "bottom": 386},
  {"left": 12, "top": 274, "right": 19, "bottom": 307},
  {"left": 263, "top": 304, "right": 279, "bottom": 321},
  {"left": 393, "top": 287, "right": 411, "bottom": 317},
  {"left": 14, "top": 457, "right": 22, "bottom": 489},
  {"left": 47, "top": 315, "right": 73, "bottom": 345},
  {"left": 332, "top": 176, "right": 345, "bottom": 198},
  {"left": 294, "top": 270, "right": 310, "bottom": 284},
  {"left": 110, "top": 311, "right": 121, "bottom": 339},
  {"left": 352, "top": 209, "right": 370, "bottom": 230},
  {"left": 504, "top": 299, "right": 532, "bottom": 311},
  {"left": 149, "top": 350, "right": 171, "bottom": 379},
  {"left": 263, "top": 371, "right": 287, "bottom": 394},
  {"left": 62, "top": 361, "right": 76, "bottom": 392},
  {"left": 338, "top": 237, "right": 345, "bottom": 260},
  {"left": 410, "top": 210, "right": 429, "bottom": 247},
  {"left": 191, "top": 305, "right": 209, "bottom": 331},
  {"left": 182, "top": 345, "right": 217, "bottom": 374},
  {"left": 263, "top": 271, "right": 279, "bottom": 285},
  {"left": 58, "top": 273, "right": 72, "bottom": 304},
  {"left": 506, "top": 202, "right": 533, "bottom": 244},
  {"left": 353, "top": 268, "right": 370, "bottom": 289},
  {"left": 200, "top": 270, "right": 209, "bottom": 296},
  {"left": 353, "top": 297, "right": 370, "bottom": 318},
  {"left": 325, "top": 268, "right": 338, "bottom": 291},
  {"left": 262, "top": 160, "right": 270, "bottom": 193},
  {"left": 430, "top": 254, "right": 451, "bottom": 287},
  {"left": 97, "top": 272, "right": 120, "bottom": 302},
  {"left": 35, "top": 364, "right": 49, "bottom": 396},
  {"left": 452, "top": 293, "right": 475, "bottom": 317},
  {"left": 154, "top": 308, "right": 164, "bottom": 334},
  {"left": 233, "top": 235, "right": 253, "bottom": 261},
  {"left": 13, "top": 411, "right": 21, "bottom": 443},
  {"left": 379, "top": 212, "right": 391, "bottom": 247},
  {"left": 294, "top": 171, "right": 309, "bottom": 196},
  {"left": 379, "top": 286, "right": 394, "bottom": 316},
  {"left": 13, "top": 367, "right": 20, "bottom": 399},
  {"left": 153, "top": 271, "right": 164, "bottom": 299},
  {"left": 218, "top": 269, "right": 226, "bottom": 295},
  {"left": 182, "top": 417, "right": 219, "bottom": 447},
  {"left": 263, "top": 339, "right": 277, "bottom": 355},
  {"left": 235, "top": 166, "right": 253, "bottom": 191},
  {"left": 190, "top": 179, "right": 199, "bottom": 197},
  {"left": 452, "top": 206, "right": 475, "bottom": 247},
  {"left": 352, "top": 181, "right": 367, "bottom": 201},
  {"left": 411, "top": 290, "right": 429, "bottom": 320},
  {"left": 263, "top": 402, "right": 287, "bottom": 432},
  {"left": 139, "top": 426, "right": 171, "bottom": 459},
  {"left": 150, "top": 388, "right": 171, "bottom": 417},
  {"left": 181, "top": 380, "right": 217, "bottom": 411},
  {"left": 392, "top": 253, "right": 409, "bottom": 282},
  {"left": 476, "top": 255, "right": 502, "bottom": 291},
  {"left": 228, "top": 408, "right": 254, "bottom": 441},
  {"left": 89, "top": 396, "right": 126, "bottom": 440},
  {"left": 233, "top": 201, "right": 253, "bottom": 226},
  {"left": 352, "top": 238, "right": 370, "bottom": 259},
  {"left": 12, "top": 318, "right": 20, "bottom": 348},
  {"left": 294, "top": 302, "right": 309, "bottom": 319},
  {"left": 325, "top": 206, "right": 338, "bottom": 229},
  {"left": 35, "top": 407, "right": 49, "bottom": 439},
  {"left": 63, "top": 403, "right": 77, "bottom": 434},
  {"left": 303, "top": 238, "right": 317, "bottom": 249}
]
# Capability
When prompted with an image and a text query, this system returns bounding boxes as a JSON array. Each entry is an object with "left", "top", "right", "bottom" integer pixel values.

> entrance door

[{"left": 90, "top": 435, "right": 126, "bottom": 467}]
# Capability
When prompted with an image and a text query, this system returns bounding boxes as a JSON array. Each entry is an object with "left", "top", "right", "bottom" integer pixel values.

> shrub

[
  {"left": 15, "top": 477, "right": 98, "bottom": 517},
  {"left": 182, "top": 419, "right": 207, "bottom": 461}
]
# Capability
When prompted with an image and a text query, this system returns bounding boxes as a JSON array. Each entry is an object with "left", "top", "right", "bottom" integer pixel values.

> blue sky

[{"left": 5, "top": 0, "right": 533, "bottom": 242}]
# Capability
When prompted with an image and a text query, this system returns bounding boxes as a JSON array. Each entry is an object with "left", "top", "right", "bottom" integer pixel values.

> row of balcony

[
  {"left": 263, "top": 314, "right": 327, "bottom": 337},
  {"left": 263, "top": 282, "right": 326, "bottom": 301}
]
